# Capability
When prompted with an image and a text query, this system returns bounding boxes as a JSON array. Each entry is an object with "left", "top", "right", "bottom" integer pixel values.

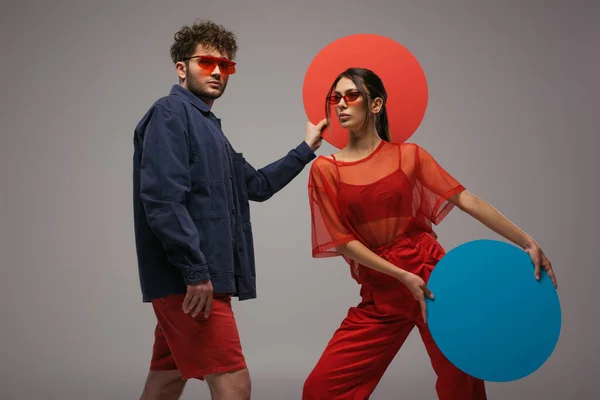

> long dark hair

[{"left": 325, "top": 67, "right": 390, "bottom": 142}]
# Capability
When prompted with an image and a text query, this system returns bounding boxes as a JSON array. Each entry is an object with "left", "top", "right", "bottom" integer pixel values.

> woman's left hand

[{"left": 525, "top": 244, "right": 558, "bottom": 289}]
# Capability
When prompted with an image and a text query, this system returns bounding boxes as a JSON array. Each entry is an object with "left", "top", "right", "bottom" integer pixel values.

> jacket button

[{"left": 232, "top": 208, "right": 236, "bottom": 214}]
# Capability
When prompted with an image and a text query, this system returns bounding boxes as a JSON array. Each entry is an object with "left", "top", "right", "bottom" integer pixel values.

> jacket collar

[{"left": 170, "top": 84, "right": 211, "bottom": 114}]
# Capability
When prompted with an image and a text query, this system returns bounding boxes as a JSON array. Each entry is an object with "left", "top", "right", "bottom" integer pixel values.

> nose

[{"left": 211, "top": 65, "right": 222, "bottom": 78}]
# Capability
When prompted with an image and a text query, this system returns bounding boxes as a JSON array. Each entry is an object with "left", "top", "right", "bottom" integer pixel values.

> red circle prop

[{"left": 302, "top": 34, "right": 429, "bottom": 149}]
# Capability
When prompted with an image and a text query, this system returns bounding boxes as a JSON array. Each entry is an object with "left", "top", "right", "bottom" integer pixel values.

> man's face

[{"left": 177, "top": 44, "right": 233, "bottom": 105}]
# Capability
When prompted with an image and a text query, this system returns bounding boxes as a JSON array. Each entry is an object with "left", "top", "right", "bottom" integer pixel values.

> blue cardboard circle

[{"left": 425, "top": 239, "right": 561, "bottom": 382}]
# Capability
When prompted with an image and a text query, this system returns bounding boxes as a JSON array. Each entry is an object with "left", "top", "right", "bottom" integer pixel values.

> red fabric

[
  {"left": 303, "top": 232, "right": 486, "bottom": 399},
  {"left": 306, "top": 141, "right": 484, "bottom": 398},
  {"left": 308, "top": 141, "right": 465, "bottom": 282},
  {"left": 150, "top": 294, "right": 247, "bottom": 380}
]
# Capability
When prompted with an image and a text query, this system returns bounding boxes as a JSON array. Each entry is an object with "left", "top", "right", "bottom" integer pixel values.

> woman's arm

[
  {"left": 336, "top": 240, "right": 434, "bottom": 322},
  {"left": 449, "top": 190, "right": 557, "bottom": 288}
]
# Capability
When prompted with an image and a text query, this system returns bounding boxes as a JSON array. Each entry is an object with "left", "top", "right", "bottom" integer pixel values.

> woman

[{"left": 303, "top": 67, "right": 557, "bottom": 400}]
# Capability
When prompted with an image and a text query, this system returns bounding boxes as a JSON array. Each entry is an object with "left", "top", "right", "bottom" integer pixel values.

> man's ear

[{"left": 175, "top": 61, "right": 187, "bottom": 80}]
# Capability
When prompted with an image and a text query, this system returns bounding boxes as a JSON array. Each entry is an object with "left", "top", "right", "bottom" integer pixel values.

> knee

[
  {"left": 141, "top": 370, "right": 186, "bottom": 399},
  {"left": 206, "top": 368, "right": 251, "bottom": 400},
  {"left": 225, "top": 381, "right": 250, "bottom": 400},
  {"left": 235, "top": 373, "right": 251, "bottom": 399}
]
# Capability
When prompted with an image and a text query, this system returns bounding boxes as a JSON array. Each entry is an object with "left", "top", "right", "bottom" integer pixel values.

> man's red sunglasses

[{"left": 183, "top": 55, "right": 237, "bottom": 75}]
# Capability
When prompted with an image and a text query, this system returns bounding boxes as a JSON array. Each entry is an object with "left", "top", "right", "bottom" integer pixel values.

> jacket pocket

[
  {"left": 230, "top": 152, "right": 250, "bottom": 219},
  {"left": 241, "top": 222, "right": 256, "bottom": 279}
]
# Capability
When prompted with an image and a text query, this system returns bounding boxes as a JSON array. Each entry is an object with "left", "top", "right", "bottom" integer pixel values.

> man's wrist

[
  {"left": 183, "top": 267, "right": 210, "bottom": 286},
  {"left": 304, "top": 140, "right": 317, "bottom": 153},
  {"left": 297, "top": 141, "right": 317, "bottom": 161}
]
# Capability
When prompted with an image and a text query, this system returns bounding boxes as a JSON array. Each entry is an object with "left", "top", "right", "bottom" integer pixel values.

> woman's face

[{"left": 330, "top": 77, "right": 368, "bottom": 131}]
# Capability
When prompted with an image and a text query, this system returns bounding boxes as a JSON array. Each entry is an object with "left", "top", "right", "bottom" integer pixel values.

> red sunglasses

[
  {"left": 327, "top": 90, "right": 362, "bottom": 105},
  {"left": 183, "top": 55, "right": 237, "bottom": 75}
]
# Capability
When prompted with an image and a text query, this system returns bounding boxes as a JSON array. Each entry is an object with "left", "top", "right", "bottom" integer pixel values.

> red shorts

[{"left": 149, "top": 293, "right": 247, "bottom": 380}]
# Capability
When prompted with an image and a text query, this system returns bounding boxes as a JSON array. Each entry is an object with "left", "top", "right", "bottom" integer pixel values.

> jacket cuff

[
  {"left": 183, "top": 266, "right": 211, "bottom": 285},
  {"left": 295, "top": 141, "right": 317, "bottom": 163}
]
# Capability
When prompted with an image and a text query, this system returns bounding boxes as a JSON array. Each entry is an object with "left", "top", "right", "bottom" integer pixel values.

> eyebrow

[{"left": 334, "top": 88, "right": 359, "bottom": 95}]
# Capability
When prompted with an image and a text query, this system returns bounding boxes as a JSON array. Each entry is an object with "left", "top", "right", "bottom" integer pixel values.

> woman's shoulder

[
  {"left": 381, "top": 141, "right": 420, "bottom": 155},
  {"left": 313, "top": 153, "right": 337, "bottom": 165},
  {"left": 310, "top": 154, "right": 337, "bottom": 174},
  {"left": 398, "top": 141, "right": 420, "bottom": 150},
  {"left": 309, "top": 155, "right": 339, "bottom": 187},
  {"left": 397, "top": 141, "right": 428, "bottom": 156}
]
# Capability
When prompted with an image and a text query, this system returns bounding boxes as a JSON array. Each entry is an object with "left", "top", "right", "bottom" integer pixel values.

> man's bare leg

[
  {"left": 205, "top": 368, "right": 251, "bottom": 400},
  {"left": 139, "top": 370, "right": 187, "bottom": 400}
]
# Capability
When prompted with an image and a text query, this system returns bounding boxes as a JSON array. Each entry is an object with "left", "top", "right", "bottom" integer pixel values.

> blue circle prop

[{"left": 426, "top": 239, "right": 561, "bottom": 382}]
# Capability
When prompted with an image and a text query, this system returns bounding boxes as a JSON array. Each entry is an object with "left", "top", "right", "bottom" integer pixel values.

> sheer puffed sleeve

[
  {"left": 414, "top": 145, "right": 465, "bottom": 225},
  {"left": 308, "top": 158, "right": 356, "bottom": 257}
]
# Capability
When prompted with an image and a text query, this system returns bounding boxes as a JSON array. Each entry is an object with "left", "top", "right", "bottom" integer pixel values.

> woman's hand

[
  {"left": 335, "top": 240, "right": 435, "bottom": 322},
  {"left": 401, "top": 272, "right": 434, "bottom": 323},
  {"left": 525, "top": 243, "right": 558, "bottom": 289}
]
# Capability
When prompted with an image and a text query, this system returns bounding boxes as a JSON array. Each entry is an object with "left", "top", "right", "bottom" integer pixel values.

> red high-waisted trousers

[{"left": 303, "top": 231, "right": 487, "bottom": 400}]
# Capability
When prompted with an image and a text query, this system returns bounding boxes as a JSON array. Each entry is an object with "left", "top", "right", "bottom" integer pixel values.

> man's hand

[
  {"left": 182, "top": 280, "right": 214, "bottom": 318},
  {"left": 305, "top": 118, "right": 328, "bottom": 152}
]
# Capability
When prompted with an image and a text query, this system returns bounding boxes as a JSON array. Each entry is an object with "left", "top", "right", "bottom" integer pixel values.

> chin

[
  {"left": 204, "top": 88, "right": 224, "bottom": 99},
  {"left": 340, "top": 120, "right": 359, "bottom": 131}
]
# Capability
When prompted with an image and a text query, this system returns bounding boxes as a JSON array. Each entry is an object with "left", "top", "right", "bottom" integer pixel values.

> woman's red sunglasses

[{"left": 327, "top": 91, "right": 362, "bottom": 105}]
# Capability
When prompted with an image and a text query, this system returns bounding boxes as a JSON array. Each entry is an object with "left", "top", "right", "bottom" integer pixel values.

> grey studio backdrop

[{"left": 1, "top": 0, "right": 598, "bottom": 399}]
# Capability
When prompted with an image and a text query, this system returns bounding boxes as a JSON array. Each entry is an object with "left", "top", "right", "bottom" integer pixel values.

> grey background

[{"left": 1, "top": 0, "right": 598, "bottom": 399}]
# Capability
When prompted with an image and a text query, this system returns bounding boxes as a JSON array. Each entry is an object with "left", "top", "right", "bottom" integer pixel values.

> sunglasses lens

[
  {"left": 198, "top": 59, "right": 217, "bottom": 71},
  {"left": 328, "top": 95, "right": 341, "bottom": 104},
  {"left": 346, "top": 92, "right": 360, "bottom": 102},
  {"left": 219, "top": 63, "right": 236, "bottom": 74},
  {"left": 196, "top": 57, "right": 236, "bottom": 74}
]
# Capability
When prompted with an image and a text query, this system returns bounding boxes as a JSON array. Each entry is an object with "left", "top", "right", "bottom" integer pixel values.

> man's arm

[
  {"left": 139, "top": 104, "right": 210, "bottom": 285},
  {"left": 242, "top": 119, "right": 327, "bottom": 201},
  {"left": 242, "top": 141, "right": 315, "bottom": 201}
]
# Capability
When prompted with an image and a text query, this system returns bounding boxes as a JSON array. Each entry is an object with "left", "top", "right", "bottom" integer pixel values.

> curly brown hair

[{"left": 170, "top": 19, "right": 238, "bottom": 63}]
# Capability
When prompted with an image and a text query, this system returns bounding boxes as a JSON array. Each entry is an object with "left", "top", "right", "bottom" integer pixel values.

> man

[{"left": 133, "top": 20, "right": 326, "bottom": 399}]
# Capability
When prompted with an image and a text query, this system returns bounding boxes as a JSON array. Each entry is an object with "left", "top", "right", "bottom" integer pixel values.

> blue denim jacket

[{"left": 133, "top": 85, "right": 315, "bottom": 302}]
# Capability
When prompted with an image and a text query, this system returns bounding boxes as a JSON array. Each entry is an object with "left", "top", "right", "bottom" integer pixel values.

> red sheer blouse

[{"left": 308, "top": 141, "right": 465, "bottom": 281}]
